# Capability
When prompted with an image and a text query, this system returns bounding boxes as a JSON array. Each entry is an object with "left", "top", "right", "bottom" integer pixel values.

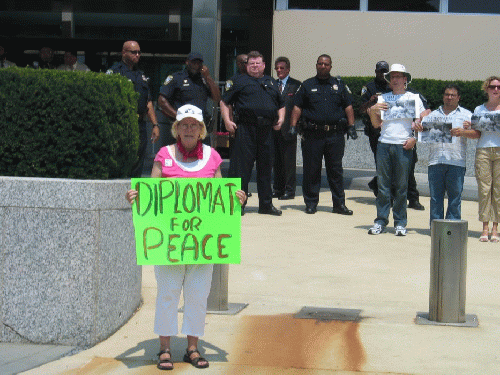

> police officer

[
  {"left": 107, "top": 40, "right": 159, "bottom": 177},
  {"left": 158, "top": 52, "right": 221, "bottom": 145},
  {"left": 360, "top": 60, "right": 427, "bottom": 210},
  {"left": 290, "top": 54, "right": 357, "bottom": 215},
  {"left": 220, "top": 50, "right": 285, "bottom": 216}
]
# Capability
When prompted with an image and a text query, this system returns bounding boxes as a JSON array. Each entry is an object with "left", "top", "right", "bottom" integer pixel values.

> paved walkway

[{"left": 5, "top": 170, "right": 500, "bottom": 375}]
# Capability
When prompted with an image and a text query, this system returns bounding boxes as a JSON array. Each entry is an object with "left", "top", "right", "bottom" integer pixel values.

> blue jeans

[
  {"left": 428, "top": 164, "right": 466, "bottom": 224},
  {"left": 375, "top": 143, "right": 412, "bottom": 227}
]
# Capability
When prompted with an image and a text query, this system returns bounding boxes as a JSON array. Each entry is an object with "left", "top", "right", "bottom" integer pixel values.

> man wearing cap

[
  {"left": 220, "top": 50, "right": 285, "bottom": 216},
  {"left": 290, "top": 54, "right": 357, "bottom": 215},
  {"left": 57, "top": 50, "right": 90, "bottom": 72},
  {"left": 158, "top": 52, "right": 221, "bottom": 145},
  {"left": 367, "top": 64, "right": 430, "bottom": 236},
  {"left": 272, "top": 56, "right": 301, "bottom": 200},
  {"left": 360, "top": 61, "right": 427, "bottom": 211},
  {"left": 107, "top": 40, "right": 160, "bottom": 177}
]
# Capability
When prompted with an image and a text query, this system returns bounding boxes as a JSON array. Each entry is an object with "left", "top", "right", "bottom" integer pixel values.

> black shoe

[
  {"left": 272, "top": 191, "right": 283, "bottom": 198},
  {"left": 332, "top": 204, "right": 353, "bottom": 215},
  {"left": 305, "top": 206, "right": 317, "bottom": 214},
  {"left": 408, "top": 200, "right": 425, "bottom": 210},
  {"left": 258, "top": 205, "right": 282, "bottom": 216},
  {"left": 278, "top": 192, "right": 295, "bottom": 200}
]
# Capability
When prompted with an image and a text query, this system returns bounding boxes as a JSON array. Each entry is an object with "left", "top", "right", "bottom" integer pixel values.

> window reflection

[
  {"left": 368, "top": 0, "right": 439, "bottom": 12},
  {"left": 448, "top": 0, "right": 500, "bottom": 14}
]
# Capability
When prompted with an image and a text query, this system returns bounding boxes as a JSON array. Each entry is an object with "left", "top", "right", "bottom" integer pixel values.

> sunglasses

[
  {"left": 126, "top": 50, "right": 141, "bottom": 55},
  {"left": 488, "top": 85, "right": 500, "bottom": 90}
]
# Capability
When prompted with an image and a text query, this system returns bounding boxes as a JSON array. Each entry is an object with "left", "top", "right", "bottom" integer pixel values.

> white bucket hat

[
  {"left": 176, "top": 104, "right": 203, "bottom": 122},
  {"left": 384, "top": 64, "right": 412, "bottom": 84}
]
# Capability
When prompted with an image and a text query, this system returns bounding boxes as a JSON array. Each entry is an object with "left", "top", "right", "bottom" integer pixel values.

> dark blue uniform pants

[
  {"left": 229, "top": 123, "right": 273, "bottom": 208},
  {"left": 301, "top": 131, "right": 345, "bottom": 208}
]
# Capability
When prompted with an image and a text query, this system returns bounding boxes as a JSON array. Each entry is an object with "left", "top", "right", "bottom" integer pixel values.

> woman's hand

[
  {"left": 463, "top": 120, "right": 471, "bottom": 129},
  {"left": 126, "top": 189, "right": 138, "bottom": 204},
  {"left": 235, "top": 190, "right": 247, "bottom": 206}
]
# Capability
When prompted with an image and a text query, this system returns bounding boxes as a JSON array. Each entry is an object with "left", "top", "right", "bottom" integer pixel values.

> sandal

[
  {"left": 183, "top": 348, "right": 209, "bottom": 369},
  {"left": 491, "top": 235, "right": 500, "bottom": 243},
  {"left": 480, "top": 233, "right": 489, "bottom": 242},
  {"left": 157, "top": 349, "right": 174, "bottom": 371}
]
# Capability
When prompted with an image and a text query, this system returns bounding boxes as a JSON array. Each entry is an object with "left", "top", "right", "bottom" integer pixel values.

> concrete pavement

[{"left": 6, "top": 170, "right": 500, "bottom": 375}]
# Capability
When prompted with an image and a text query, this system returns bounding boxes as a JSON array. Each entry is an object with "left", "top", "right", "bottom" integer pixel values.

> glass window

[
  {"left": 368, "top": 0, "right": 439, "bottom": 12},
  {"left": 288, "top": 0, "right": 359, "bottom": 10},
  {"left": 448, "top": 0, "right": 500, "bottom": 14}
]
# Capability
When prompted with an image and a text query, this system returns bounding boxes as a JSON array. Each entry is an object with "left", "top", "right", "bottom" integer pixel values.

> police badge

[
  {"left": 163, "top": 75, "right": 173, "bottom": 85},
  {"left": 225, "top": 80, "right": 233, "bottom": 91},
  {"left": 361, "top": 86, "right": 367, "bottom": 95}
]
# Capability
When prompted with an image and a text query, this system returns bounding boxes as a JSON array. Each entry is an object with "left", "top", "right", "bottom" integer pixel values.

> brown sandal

[
  {"left": 183, "top": 348, "right": 209, "bottom": 369},
  {"left": 157, "top": 349, "right": 174, "bottom": 371}
]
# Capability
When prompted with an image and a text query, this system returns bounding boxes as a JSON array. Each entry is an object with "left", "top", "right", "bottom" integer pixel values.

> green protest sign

[{"left": 130, "top": 178, "right": 241, "bottom": 265}]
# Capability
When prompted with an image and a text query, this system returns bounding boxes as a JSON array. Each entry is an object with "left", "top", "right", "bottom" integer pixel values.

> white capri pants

[{"left": 154, "top": 264, "right": 213, "bottom": 338}]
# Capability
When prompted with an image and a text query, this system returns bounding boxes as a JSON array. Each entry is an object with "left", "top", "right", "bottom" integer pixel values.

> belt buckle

[{"left": 324, "top": 125, "right": 330, "bottom": 131}]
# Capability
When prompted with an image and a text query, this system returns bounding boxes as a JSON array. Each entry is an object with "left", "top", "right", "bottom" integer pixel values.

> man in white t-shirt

[
  {"left": 367, "top": 64, "right": 430, "bottom": 236},
  {"left": 424, "top": 84, "right": 472, "bottom": 225}
]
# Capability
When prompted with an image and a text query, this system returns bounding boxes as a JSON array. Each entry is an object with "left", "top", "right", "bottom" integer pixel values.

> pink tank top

[{"left": 153, "top": 144, "right": 222, "bottom": 178}]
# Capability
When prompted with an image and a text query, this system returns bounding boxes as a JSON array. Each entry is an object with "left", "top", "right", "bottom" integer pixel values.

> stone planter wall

[{"left": 0, "top": 177, "right": 141, "bottom": 346}]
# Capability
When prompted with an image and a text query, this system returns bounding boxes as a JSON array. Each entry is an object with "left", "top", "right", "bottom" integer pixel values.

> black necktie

[{"left": 278, "top": 80, "right": 283, "bottom": 93}]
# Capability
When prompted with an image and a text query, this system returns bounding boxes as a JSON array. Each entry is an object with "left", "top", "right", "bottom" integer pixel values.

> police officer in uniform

[
  {"left": 107, "top": 40, "right": 159, "bottom": 177},
  {"left": 158, "top": 52, "right": 221, "bottom": 145},
  {"left": 290, "top": 54, "right": 357, "bottom": 215},
  {"left": 360, "top": 60, "right": 427, "bottom": 210},
  {"left": 220, "top": 51, "right": 285, "bottom": 216}
]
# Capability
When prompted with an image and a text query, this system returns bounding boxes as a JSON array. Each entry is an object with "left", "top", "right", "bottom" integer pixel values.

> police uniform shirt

[
  {"left": 159, "top": 70, "right": 212, "bottom": 118},
  {"left": 222, "top": 74, "right": 284, "bottom": 121},
  {"left": 360, "top": 80, "right": 391, "bottom": 104},
  {"left": 294, "top": 75, "right": 352, "bottom": 124},
  {"left": 107, "top": 61, "right": 151, "bottom": 116}
]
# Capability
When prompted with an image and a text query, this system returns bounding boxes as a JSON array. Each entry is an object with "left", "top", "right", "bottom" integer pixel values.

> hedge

[
  {"left": 0, "top": 67, "right": 138, "bottom": 179},
  {"left": 343, "top": 76, "right": 486, "bottom": 116}
]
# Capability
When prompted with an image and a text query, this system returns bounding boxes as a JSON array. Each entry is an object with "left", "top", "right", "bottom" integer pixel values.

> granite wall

[{"left": 0, "top": 177, "right": 141, "bottom": 346}]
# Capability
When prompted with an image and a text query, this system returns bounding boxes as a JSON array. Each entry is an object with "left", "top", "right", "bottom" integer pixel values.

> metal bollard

[
  {"left": 429, "top": 220, "right": 468, "bottom": 323},
  {"left": 207, "top": 264, "right": 229, "bottom": 311}
]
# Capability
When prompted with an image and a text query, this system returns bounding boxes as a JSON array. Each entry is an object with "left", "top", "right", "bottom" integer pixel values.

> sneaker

[
  {"left": 368, "top": 223, "right": 385, "bottom": 235},
  {"left": 395, "top": 226, "right": 407, "bottom": 236}
]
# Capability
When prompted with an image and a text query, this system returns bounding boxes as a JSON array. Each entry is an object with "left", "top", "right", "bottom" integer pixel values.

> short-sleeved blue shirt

[
  {"left": 107, "top": 61, "right": 151, "bottom": 116},
  {"left": 222, "top": 74, "right": 284, "bottom": 121},
  {"left": 294, "top": 75, "right": 352, "bottom": 124},
  {"left": 159, "top": 70, "right": 213, "bottom": 118}
]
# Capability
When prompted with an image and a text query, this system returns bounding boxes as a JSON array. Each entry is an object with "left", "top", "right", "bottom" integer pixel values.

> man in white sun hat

[{"left": 367, "top": 64, "right": 430, "bottom": 236}]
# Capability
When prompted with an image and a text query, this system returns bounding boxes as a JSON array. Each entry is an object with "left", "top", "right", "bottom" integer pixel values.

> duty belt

[
  {"left": 304, "top": 122, "right": 343, "bottom": 132},
  {"left": 240, "top": 116, "right": 274, "bottom": 127}
]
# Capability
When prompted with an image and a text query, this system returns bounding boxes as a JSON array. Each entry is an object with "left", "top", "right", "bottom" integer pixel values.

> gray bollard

[
  {"left": 207, "top": 264, "right": 229, "bottom": 311},
  {"left": 429, "top": 219, "right": 468, "bottom": 323},
  {"left": 205, "top": 264, "right": 248, "bottom": 315}
]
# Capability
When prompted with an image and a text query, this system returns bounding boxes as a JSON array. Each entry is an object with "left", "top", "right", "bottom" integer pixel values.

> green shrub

[
  {"left": 343, "top": 77, "right": 485, "bottom": 116},
  {"left": 0, "top": 67, "right": 139, "bottom": 179}
]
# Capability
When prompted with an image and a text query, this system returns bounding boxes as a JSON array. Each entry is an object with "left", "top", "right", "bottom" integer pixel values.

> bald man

[{"left": 107, "top": 41, "right": 159, "bottom": 177}]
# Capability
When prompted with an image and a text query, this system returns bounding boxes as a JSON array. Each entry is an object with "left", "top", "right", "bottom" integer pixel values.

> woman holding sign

[
  {"left": 464, "top": 76, "right": 500, "bottom": 242},
  {"left": 126, "top": 104, "right": 246, "bottom": 370}
]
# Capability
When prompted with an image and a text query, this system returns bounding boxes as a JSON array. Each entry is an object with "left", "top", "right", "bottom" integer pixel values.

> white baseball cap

[
  {"left": 176, "top": 104, "right": 203, "bottom": 122},
  {"left": 384, "top": 64, "right": 412, "bottom": 84}
]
